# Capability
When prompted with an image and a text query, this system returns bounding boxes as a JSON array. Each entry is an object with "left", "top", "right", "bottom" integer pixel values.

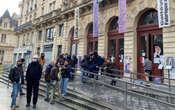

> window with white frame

[
  {"left": 1, "top": 34, "right": 6, "bottom": 43},
  {"left": 46, "top": 27, "right": 55, "bottom": 42}
]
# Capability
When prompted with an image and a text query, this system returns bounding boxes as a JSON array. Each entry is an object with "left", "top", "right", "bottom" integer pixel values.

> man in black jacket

[
  {"left": 9, "top": 60, "right": 24, "bottom": 110},
  {"left": 26, "top": 55, "right": 42, "bottom": 108}
]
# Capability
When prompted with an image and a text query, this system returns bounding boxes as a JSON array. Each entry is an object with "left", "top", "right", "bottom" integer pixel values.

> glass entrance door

[
  {"left": 109, "top": 37, "right": 124, "bottom": 77},
  {"left": 138, "top": 32, "right": 163, "bottom": 81}
]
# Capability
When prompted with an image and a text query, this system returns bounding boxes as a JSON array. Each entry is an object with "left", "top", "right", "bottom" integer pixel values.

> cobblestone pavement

[
  {"left": 0, "top": 83, "right": 72, "bottom": 110},
  {"left": 68, "top": 75, "right": 175, "bottom": 110}
]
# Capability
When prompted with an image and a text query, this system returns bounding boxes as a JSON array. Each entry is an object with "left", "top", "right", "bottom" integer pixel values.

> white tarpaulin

[
  {"left": 74, "top": 7, "right": 79, "bottom": 38},
  {"left": 157, "top": 0, "right": 171, "bottom": 28}
]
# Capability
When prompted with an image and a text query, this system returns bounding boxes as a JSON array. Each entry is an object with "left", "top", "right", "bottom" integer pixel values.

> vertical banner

[
  {"left": 78, "top": 56, "right": 82, "bottom": 69},
  {"left": 118, "top": 0, "right": 127, "bottom": 33},
  {"left": 74, "top": 7, "right": 79, "bottom": 38},
  {"left": 157, "top": 0, "right": 171, "bottom": 28},
  {"left": 93, "top": 0, "right": 99, "bottom": 37},
  {"left": 0, "top": 64, "right": 4, "bottom": 76}
]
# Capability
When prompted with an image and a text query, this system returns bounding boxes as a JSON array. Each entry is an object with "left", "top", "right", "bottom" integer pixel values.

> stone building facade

[
  {"left": 0, "top": 10, "right": 18, "bottom": 66},
  {"left": 14, "top": 0, "right": 175, "bottom": 79}
]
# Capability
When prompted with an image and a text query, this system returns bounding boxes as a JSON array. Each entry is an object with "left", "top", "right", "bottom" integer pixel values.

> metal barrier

[{"left": 70, "top": 68, "right": 175, "bottom": 110}]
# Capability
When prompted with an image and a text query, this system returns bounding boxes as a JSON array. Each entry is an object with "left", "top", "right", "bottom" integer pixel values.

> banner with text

[
  {"left": 157, "top": 0, "right": 171, "bottom": 28},
  {"left": 118, "top": 0, "right": 127, "bottom": 33},
  {"left": 74, "top": 7, "right": 79, "bottom": 38},
  {"left": 93, "top": 0, "right": 99, "bottom": 37}
]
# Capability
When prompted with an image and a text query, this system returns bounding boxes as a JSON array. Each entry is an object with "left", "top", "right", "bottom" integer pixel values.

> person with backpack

[
  {"left": 49, "top": 62, "right": 62, "bottom": 104},
  {"left": 26, "top": 55, "right": 42, "bottom": 108},
  {"left": 9, "top": 60, "right": 24, "bottom": 110},
  {"left": 44, "top": 61, "right": 54, "bottom": 102}
]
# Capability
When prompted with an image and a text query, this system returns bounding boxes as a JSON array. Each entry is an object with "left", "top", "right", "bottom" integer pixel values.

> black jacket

[
  {"left": 103, "top": 63, "right": 115, "bottom": 78},
  {"left": 61, "top": 64, "right": 71, "bottom": 78},
  {"left": 9, "top": 66, "right": 24, "bottom": 84},
  {"left": 26, "top": 61, "right": 42, "bottom": 81}
]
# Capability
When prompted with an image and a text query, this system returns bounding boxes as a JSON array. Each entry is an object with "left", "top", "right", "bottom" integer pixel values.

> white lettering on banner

[
  {"left": 74, "top": 8, "right": 79, "bottom": 38},
  {"left": 157, "top": 0, "right": 171, "bottom": 28}
]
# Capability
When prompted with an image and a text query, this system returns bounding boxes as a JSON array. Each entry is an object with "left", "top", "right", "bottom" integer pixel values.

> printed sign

[
  {"left": 157, "top": 0, "right": 171, "bottom": 28},
  {"left": 74, "top": 8, "right": 79, "bottom": 38}
]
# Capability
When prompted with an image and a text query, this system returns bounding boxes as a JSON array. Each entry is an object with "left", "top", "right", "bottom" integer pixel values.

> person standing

[
  {"left": 60, "top": 60, "right": 71, "bottom": 96},
  {"left": 26, "top": 55, "right": 42, "bottom": 108},
  {"left": 19, "top": 58, "right": 25, "bottom": 96},
  {"left": 81, "top": 55, "right": 89, "bottom": 83},
  {"left": 50, "top": 62, "right": 61, "bottom": 104},
  {"left": 9, "top": 60, "right": 23, "bottom": 110},
  {"left": 143, "top": 56, "right": 152, "bottom": 86},
  {"left": 103, "top": 58, "right": 116, "bottom": 86},
  {"left": 38, "top": 53, "right": 45, "bottom": 70},
  {"left": 44, "top": 61, "right": 54, "bottom": 102}
]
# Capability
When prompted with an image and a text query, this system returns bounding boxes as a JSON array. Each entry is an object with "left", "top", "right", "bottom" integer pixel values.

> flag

[
  {"left": 157, "top": 0, "right": 171, "bottom": 28},
  {"left": 118, "top": 0, "right": 127, "bottom": 33},
  {"left": 93, "top": 0, "right": 99, "bottom": 37}
]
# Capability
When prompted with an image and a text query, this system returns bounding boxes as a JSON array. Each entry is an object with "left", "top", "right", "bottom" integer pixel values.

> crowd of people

[{"left": 8, "top": 52, "right": 119, "bottom": 110}]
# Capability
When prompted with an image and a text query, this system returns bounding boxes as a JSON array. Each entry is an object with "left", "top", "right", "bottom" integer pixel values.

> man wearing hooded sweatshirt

[{"left": 26, "top": 55, "right": 42, "bottom": 108}]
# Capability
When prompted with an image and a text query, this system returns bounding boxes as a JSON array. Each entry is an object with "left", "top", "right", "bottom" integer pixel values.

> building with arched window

[{"left": 14, "top": 0, "right": 175, "bottom": 82}]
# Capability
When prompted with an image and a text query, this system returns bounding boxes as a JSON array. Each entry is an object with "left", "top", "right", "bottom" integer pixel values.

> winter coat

[
  {"left": 26, "top": 61, "right": 42, "bottom": 81},
  {"left": 103, "top": 63, "right": 115, "bottom": 78},
  {"left": 61, "top": 64, "right": 71, "bottom": 78},
  {"left": 9, "top": 66, "right": 24, "bottom": 84}
]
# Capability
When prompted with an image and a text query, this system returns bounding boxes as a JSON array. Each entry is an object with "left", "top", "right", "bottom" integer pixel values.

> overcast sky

[{"left": 0, "top": 0, "right": 21, "bottom": 16}]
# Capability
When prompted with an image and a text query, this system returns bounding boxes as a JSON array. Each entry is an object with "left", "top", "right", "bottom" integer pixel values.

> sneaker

[
  {"left": 44, "top": 98, "right": 50, "bottom": 102},
  {"left": 20, "top": 93, "right": 25, "bottom": 96},
  {"left": 50, "top": 101, "right": 55, "bottom": 105},
  {"left": 26, "top": 104, "right": 30, "bottom": 107},
  {"left": 33, "top": 105, "right": 36, "bottom": 108},
  {"left": 11, "top": 106, "right": 16, "bottom": 110}
]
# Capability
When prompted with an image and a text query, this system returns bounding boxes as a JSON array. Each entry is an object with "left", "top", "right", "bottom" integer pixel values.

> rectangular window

[
  {"left": 46, "top": 27, "right": 55, "bottom": 42},
  {"left": 42, "top": 7, "right": 44, "bottom": 16},
  {"left": 57, "top": 45, "right": 62, "bottom": 57},
  {"left": 4, "top": 23, "right": 8, "bottom": 28},
  {"left": 1, "top": 34, "right": 6, "bottom": 43},
  {"left": 49, "top": 3, "right": 52, "bottom": 11},
  {"left": 38, "top": 31, "right": 42, "bottom": 41},
  {"left": 53, "top": 1, "right": 56, "bottom": 10},
  {"left": 59, "top": 24, "right": 64, "bottom": 37},
  {"left": 37, "top": 47, "right": 40, "bottom": 57}
]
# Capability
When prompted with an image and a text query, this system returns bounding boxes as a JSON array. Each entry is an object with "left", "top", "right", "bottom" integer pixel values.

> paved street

[{"left": 0, "top": 83, "right": 72, "bottom": 110}]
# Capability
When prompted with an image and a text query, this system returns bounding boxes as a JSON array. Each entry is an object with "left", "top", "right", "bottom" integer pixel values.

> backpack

[{"left": 44, "top": 65, "right": 52, "bottom": 82}]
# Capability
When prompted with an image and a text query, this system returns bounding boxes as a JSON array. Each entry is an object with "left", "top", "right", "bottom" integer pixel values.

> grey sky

[{"left": 0, "top": 0, "right": 21, "bottom": 16}]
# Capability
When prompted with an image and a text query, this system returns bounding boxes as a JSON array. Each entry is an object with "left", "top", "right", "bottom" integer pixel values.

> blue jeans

[
  {"left": 81, "top": 72, "right": 87, "bottom": 83},
  {"left": 11, "top": 83, "right": 20, "bottom": 106},
  {"left": 60, "top": 78, "right": 69, "bottom": 95},
  {"left": 45, "top": 82, "right": 51, "bottom": 100}
]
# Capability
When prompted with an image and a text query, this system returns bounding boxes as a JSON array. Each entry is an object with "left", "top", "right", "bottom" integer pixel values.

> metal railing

[{"left": 69, "top": 68, "right": 175, "bottom": 110}]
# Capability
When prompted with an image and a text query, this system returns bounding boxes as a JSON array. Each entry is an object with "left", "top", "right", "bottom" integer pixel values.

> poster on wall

[
  {"left": 165, "top": 57, "right": 175, "bottom": 79},
  {"left": 74, "top": 7, "right": 79, "bottom": 38},
  {"left": 125, "top": 56, "right": 132, "bottom": 72},
  {"left": 157, "top": 0, "right": 171, "bottom": 28}
]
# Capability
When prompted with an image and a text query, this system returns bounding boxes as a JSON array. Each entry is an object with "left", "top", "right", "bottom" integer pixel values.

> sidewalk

[{"left": 0, "top": 83, "right": 72, "bottom": 110}]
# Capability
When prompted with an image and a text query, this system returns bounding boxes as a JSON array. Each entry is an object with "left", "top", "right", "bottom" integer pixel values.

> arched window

[
  {"left": 109, "top": 17, "right": 119, "bottom": 31},
  {"left": 139, "top": 11, "right": 158, "bottom": 26}
]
